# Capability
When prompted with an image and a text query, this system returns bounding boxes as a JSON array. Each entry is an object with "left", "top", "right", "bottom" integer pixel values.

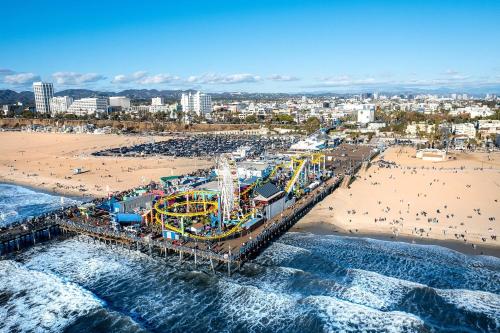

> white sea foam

[
  {"left": 340, "top": 269, "right": 425, "bottom": 310},
  {"left": 0, "top": 260, "right": 103, "bottom": 333},
  {"left": 17, "top": 237, "right": 186, "bottom": 331},
  {"left": 258, "top": 241, "right": 311, "bottom": 264},
  {"left": 23, "top": 238, "right": 132, "bottom": 284},
  {"left": 218, "top": 279, "right": 301, "bottom": 332},
  {"left": 436, "top": 289, "right": 500, "bottom": 326},
  {"left": 304, "top": 295, "right": 426, "bottom": 333}
]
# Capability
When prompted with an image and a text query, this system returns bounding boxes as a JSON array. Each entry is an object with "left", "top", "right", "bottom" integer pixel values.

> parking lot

[{"left": 93, "top": 134, "right": 295, "bottom": 158}]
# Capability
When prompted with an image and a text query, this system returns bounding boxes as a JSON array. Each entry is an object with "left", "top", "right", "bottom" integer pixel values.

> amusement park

[
  {"left": 151, "top": 151, "right": 328, "bottom": 241},
  {"left": 68, "top": 133, "right": 375, "bottom": 255}
]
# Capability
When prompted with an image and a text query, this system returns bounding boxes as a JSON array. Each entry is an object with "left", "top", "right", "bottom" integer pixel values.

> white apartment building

[
  {"left": 478, "top": 120, "right": 500, "bottom": 135},
  {"left": 50, "top": 96, "right": 73, "bottom": 114},
  {"left": 357, "top": 107, "right": 375, "bottom": 124},
  {"left": 67, "top": 97, "right": 109, "bottom": 116},
  {"left": 367, "top": 122, "right": 386, "bottom": 131},
  {"left": 181, "top": 91, "right": 212, "bottom": 116},
  {"left": 149, "top": 105, "right": 170, "bottom": 113},
  {"left": 406, "top": 122, "right": 435, "bottom": 136},
  {"left": 151, "top": 97, "right": 165, "bottom": 106},
  {"left": 452, "top": 123, "right": 476, "bottom": 138},
  {"left": 109, "top": 96, "right": 131, "bottom": 109},
  {"left": 149, "top": 104, "right": 179, "bottom": 120},
  {"left": 33, "top": 82, "right": 54, "bottom": 113},
  {"left": 450, "top": 106, "right": 493, "bottom": 118}
]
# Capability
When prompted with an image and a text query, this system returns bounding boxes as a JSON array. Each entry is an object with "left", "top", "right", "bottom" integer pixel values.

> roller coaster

[{"left": 153, "top": 152, "right": 326, "bottom": 241}]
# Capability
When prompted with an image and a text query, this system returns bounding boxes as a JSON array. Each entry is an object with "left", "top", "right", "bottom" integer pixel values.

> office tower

[
  {"left": 181, "top": 91, "right": 212, "bottom": 116},
  {"left": 33, "top": 82, "right": 54, "bottom": 113}
]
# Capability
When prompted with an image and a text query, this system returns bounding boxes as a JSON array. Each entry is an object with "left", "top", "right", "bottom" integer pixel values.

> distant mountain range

[
  {"left": 0, "top": 89, "right": 312, "bottom": 105},
  {"left": 0, "top": 90, "right": 36, "bottom": 105},
  {"left": 0, "top": 89, "right": 190, "bottom": 105},
  {"left": 1, "top": 87, "right": 498, "bottom": 106}
]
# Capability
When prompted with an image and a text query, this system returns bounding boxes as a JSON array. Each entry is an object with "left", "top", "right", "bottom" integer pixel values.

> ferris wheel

[{"left": 217, "top": 153, "right": 240, "bottom": 223}]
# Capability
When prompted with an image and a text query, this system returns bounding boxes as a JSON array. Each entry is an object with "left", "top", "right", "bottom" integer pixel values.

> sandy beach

[
  {"left": 0, "top": 131, "right": 212, "bottom": 197},
  {"left": 294, "top": 146, "right": 500, "bottom": 252}
]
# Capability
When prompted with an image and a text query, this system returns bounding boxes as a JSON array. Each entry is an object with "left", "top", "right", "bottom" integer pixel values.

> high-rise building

[
  {"left": 33, "top": 82, "right": 54, "bottom": 113},
  {"left": 109, "top": 96, "right": 131, "bottom": 109},
  {"left": 181, "top": 93, "right": 194, "bottom": 112},
  {"left": 151, "top": 97, "right": 165, "bottom": 106},
  {"left": 361, "top": 93, "right": 373, "bottom": 100},
  {"left": 181, "top": 91, "right": 212, "bottom": 116},
  {"left": 50, "top": 96, "right": 73, "bottom": 114}
]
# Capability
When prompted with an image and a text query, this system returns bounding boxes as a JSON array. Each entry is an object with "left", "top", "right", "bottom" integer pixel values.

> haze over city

[{"left": 1, "top": 0, "right": 500, "bottom": 93}]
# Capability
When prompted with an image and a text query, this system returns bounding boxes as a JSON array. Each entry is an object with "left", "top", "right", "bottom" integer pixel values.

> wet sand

[
  {"left": 291, "top": 220, "right": 500, "bottom": 257},
  {"left": 296, "top": 146, "right": 500, "bottom": 251},
  {"left": 0, "top": 131, "right": 213, "bottom": 198}
]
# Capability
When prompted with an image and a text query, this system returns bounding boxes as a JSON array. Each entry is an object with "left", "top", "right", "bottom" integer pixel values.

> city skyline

[{"left": 1, "top": 0, "right": 500, "bottom": 93}]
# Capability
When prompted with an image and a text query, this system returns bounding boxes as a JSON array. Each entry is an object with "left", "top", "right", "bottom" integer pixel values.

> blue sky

[{"left": 1, "top": 0, "right": 499, "bottom": 93}]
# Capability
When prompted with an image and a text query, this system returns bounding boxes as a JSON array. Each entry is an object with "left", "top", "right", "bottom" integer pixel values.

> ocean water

[
  {"left": 0, "top": 183, "right": 80, "bottom": 227},
  {"left": 1, "top": 185, "right": 499, "bottom": 333}
]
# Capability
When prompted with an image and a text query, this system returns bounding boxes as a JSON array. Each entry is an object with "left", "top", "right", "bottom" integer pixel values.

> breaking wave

[
  {"left": 0, "top": 183, "right": 80, "bottom": 227},
  {"left": 0, "top": 184, "right": 499, "bottom": 332}
]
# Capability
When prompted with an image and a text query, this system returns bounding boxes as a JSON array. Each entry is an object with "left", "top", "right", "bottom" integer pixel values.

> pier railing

[{"left": 55, "top": 219, "right": 229, "bottom": 263}]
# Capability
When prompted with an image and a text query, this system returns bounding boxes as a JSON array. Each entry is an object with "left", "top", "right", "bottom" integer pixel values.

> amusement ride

[{"left": 153, "top": 152, "right": 326, "bottom": 241}]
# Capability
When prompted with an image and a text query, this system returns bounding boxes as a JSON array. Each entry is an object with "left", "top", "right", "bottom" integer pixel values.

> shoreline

[
  {"left": 291, "top": 221, "right": 500, "bottom": 258},
  {"left": 0, "top": 131, "right": 213, "bottom": 198},
  {"left": 297, "top": 146, "right": 500, "bottom": 252},
  {"left": 2, "top": 181, "right": 499, "bottom": 259},
  {"left": 4, "top": 179, "right": 499, "bottom": 258},
  {"left": 4, "top": 177, "right": 499, "bottom": 258},
  {"left": 0, "top": 178, "right": 93, "bottom": 201}
]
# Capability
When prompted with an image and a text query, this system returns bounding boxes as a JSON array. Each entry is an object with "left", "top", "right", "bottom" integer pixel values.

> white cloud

[
  {"left": 111, "top": 74, "right": 128, "bottom": 84},
  {"left": 111, "top": 71, "right": 148, "bottom": 84},
  {"left": 314, "top": 75, "right": 378, "bottom": 87},
  {"left": 111, "top": 71, "right": 178, "bottom": 85},
  {"left": 0, "top": 69, "right": 16, "bottom": 76},
  {"left": 139, "top": 74, "right": 179, "bottom": 85},
  {"left": 52, "top": 72, "right": 106, "bottom": 85},
  {"left": 186, "top": 73, "right": 261, "bottom": 84},
  {"left": 443, "top": 69, "right": 459, "bottom": 76},
  {"left": 4, "top": 72, "right": 41, "bottom": 85},
  {"left": 306, "top": 73, "right": 500, "bottom": 90},
  {"left": 268, "top": 74, "right": 300, "bottom": 81}
]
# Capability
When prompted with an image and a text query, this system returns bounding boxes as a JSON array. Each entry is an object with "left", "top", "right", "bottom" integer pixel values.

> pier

[{"left": 0, "top": 145, "right": 377, "bottom": 276}]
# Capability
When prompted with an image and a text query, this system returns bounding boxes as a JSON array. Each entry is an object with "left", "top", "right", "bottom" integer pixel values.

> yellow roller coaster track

[
  {"left": 154, "top": 209, "right": 255, "bottom": 241},
  {"left": 153, "top": 189, "right": 256, "bottom": 240},
  {"left": 239, "top": 162, "right": 285, "bottom": 197},
  {"left": 162, "top": 190, "right": 217, "bottom": 201},
  {"left": 155, "top": 200, "right": 218, "bottom": 217},
  {"left": 285, "top": 158, "right": 306, "bottom": 193}
]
